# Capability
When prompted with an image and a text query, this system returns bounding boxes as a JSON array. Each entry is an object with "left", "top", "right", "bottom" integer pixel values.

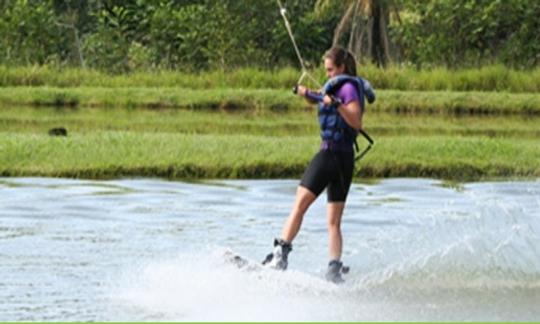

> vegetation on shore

[
  {"left": 2, "top": 107, "right": 539, "bottom": 138},
  {"left": 1, "top": 65, "right": 540, "bottom": 93},
  {"left": 1, "top": 1, "right": 538, "bottom": 70},
  {"left": 1, "top": 2, "right": 538, "bottom": 182},
  {"left": 1, "top": 107, "right": 538, "bottom": 181},
  {"left": 1, "top": 87, "right": 540, "bottom": 115},
  {"left": 1, "top": 65, "right": 538, "bottom": 181},
  {"left": 1, "top": 132, "right": 538, "bottom": 181}
]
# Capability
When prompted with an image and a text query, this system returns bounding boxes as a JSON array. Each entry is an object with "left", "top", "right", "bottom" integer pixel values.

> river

[{"left": 1, "top": 177, "right": 539, "bottom": 321}]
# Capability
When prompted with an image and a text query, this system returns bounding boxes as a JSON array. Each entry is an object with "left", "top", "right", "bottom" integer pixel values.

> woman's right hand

[{"left": 296, "top": 85, "right": 308, "bottom": 97}]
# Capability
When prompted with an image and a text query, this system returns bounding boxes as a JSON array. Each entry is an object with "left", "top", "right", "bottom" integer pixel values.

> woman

[{"left": 263, "top": 46, "right": 369, "bottom": 283}]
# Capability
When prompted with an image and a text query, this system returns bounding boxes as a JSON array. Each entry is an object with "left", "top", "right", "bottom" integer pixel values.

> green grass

[
  {"left": 1, "top": 132, "right": 538, "bottom": 180},
  {"left": 1, "top": 106, "right": 539, "bottom": 181},
  {"left": 1, "top": 65, "right": 538, "bottom": 181},
  {"left": 1, "top": 64, "right": 539, "bottom": 92},
  {"left": 1, "top": 87, "right": 539, "bottom": 115},
  {"left": 0, "top": 87, "right": 296, "bottom": 111},
  {"left": 1, "top": 107, "right": 539, "bottom": 138},
  {"left": 361, "top": 64, "right": 540, "bottom": 93}
]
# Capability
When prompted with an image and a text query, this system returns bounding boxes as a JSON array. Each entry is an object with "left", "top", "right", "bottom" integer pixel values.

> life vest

[{"left": 318, "top": 74, "right": 375, "bottom": 147}]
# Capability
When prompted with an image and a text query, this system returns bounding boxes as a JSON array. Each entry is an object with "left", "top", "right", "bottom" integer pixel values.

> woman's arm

[
  {"left": 340, "top": 100, "right": 362, "bottom": 130},
  {"left": 296, "top": 85, "right": 320, "bottom": 104},
  {"left": 299, "top": 83, "right": 363, "bottom": 130},
  {"left": 323, "top": 95, "right": 362, "bottom": 130}
]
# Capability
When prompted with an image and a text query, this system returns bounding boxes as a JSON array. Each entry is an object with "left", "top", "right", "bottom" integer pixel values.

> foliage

[
  {"left": 0, "top": 0, "right": 63, "bottom": 65},
  {"left": 1, "top": 108, "right": 539, "bottom": 180},
  {"left": 1, "top": 86, "right": 540, "bottom": 115},
  {"left": 0, "top": 0, "right": 538, "bottom": 70},
  {"left": 315, "top": 0, "right": 394, "bottom": 67},
  {"left": 393, "top": 0, "right": 540, "bottom": 68},
  {"left": 1, "top": 65, "right": 539, "bottom": 93}
]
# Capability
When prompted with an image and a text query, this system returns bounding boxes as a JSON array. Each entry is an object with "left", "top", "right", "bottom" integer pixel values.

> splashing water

[{"left": 0, "top": 178, "right": 539, "bottom": 321}]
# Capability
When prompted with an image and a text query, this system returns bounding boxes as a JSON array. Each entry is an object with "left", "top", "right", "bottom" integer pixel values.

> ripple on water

[{"left": 0, "top": 177, "right": 539, "bottom": 321}]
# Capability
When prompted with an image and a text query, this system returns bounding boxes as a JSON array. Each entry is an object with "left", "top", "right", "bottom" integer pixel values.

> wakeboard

[
  {"left": 223, "top": 250, "right": 264, "bottom": 272},
  {"left": 223, "top": 250, "right": 351, "bottom": 284}
]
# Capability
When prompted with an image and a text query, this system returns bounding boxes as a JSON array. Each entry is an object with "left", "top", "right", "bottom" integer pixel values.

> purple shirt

[{"left": 335, "top": 81, "right": 360, "bottom": 107}]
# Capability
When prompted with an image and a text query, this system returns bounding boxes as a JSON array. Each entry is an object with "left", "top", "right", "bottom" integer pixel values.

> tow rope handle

[{"left": 355, "top": 129, "right": 374, "bottom": 161}]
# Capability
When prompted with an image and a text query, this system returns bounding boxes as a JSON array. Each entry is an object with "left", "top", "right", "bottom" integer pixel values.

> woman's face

[{"left": 324, "top": 58, "right": 345, "bottom": 78}]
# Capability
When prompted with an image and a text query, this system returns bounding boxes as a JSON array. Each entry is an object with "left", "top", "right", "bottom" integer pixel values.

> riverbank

[
  {"left": 1, "top": 107, "right": 538, "bottom": 181},
  {"left": 1, "top": 87, "right": 540, "bottom": 115},
  {"left": 2, "top": 64, "right": 539, "bottom": 181},
  {"left": 2, "top": 65, "right": 540, "bottom": 92},
  {"left": 1, "top": 132, "right": 538, "bottom": 180}
]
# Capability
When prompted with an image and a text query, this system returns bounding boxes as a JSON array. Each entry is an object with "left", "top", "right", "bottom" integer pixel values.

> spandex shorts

[{"left": 300, "top": 150, "right": 354, "bottom": 202}]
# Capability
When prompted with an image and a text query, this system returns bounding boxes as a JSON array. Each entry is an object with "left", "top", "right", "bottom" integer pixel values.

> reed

[
  {"left": 1, "top": 107, "right": 539, "bottom": 181},
  {"left": 2, "top": 107, "right": 539, "bottom": 138},
  {"left": 1, "top": 65, "right": 539, "bottom": 92},
  {"left": 1, "top": 132, "right": 537, "bottom": 181},
  {"left": 1, "top": 87, "right": 539, "bottom": 115}
]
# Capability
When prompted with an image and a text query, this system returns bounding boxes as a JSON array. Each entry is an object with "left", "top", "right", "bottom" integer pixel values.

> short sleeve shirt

[{"left": 335, "top": 82, "right": 360, "bottom": 107}]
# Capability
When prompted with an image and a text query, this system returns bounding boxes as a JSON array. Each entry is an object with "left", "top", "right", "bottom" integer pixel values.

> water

[{"left": 1, "top": 177, "right": 539, "bottom": 321}]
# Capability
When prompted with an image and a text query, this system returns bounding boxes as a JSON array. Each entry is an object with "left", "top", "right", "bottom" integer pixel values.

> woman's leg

[
  {"left": 326, "top": 150, "right": 353, "bottom": 260},
  {"left": 325, "top": 201, "right": 346, "bottom": 283},
  {"left": 281, "top": 186, "right": 317, "bottom": 242},
  {"left": 326, "top": 201, "right": 345, "bottom": 260},
  {"left": 324, "top": 151, "right": 353, "bottom": 283},
  {"left": 264, "top": 151, "right": 327, "bottom": 269}
]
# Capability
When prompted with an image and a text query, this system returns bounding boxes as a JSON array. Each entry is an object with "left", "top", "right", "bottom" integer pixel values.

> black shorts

[{"left": 300, "top": 150, "right": 355, "bottom": 202}]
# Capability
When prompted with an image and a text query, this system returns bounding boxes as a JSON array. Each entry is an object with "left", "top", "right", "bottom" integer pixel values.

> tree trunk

[
  {"left": 325, "top": 0, "right": 393, "bottom": 66},
  {"left": 371, "top": 1, "right": 387, "bottom": 67}
]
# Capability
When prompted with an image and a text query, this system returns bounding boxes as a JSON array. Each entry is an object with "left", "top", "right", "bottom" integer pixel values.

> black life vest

[{"left": 318, "top": 75, "right": 371, "bottom": 146}]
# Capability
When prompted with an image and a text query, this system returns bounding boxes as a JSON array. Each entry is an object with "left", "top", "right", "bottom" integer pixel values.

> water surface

[{"left": 0, "top": 177, "right": 539, "bottom": 321}]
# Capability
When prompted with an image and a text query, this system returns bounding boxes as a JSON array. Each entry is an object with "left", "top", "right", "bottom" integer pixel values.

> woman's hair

[{"left": 324, "top": 46, "right": 357, "bottom": 76}]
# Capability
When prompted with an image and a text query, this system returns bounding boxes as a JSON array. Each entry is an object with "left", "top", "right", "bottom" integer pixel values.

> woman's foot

[
  {"left": 325, "top": 259, "right": 347, "bottom": 284},
  {"left": 262, "top": 238, "right": 292, "bottom": 270}
]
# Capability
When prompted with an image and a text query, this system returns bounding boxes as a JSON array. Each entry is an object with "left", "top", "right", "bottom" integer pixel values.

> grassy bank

[
  {"left": 2, "top": 107, "right": 540, "bottom": 138},
  {"left": 1, "top": 87, "right": 540, "bottom": 115},
  {"left": 1, "top": 107, "right": 539, "bottom": 181},
  {"left": 1, "top": 132, "right": 538, "bottom": 180},
  {"left": 1, "top": 65, "right": 540, "bottom": 92}
]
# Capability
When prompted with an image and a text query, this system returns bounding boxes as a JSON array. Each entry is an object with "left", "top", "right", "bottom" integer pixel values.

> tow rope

[
  {"left": 276, "top": 0, "right": 321, "bottom": 87},
  {"left": 275, "top": 0, "right": 374, "bottom": 161}
]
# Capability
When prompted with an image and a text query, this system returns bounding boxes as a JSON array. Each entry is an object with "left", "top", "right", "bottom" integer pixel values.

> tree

[
  {"left": 54, "top": 1, "right": 86, "bottom": 67},
  {"left": 0, "top": 0, "right": 62, "bottom": 65},
  {"left": 315, "top": 0, "right": 397, "bottom": 67},
  {"left": 392, "top": 0, "right": 540, "bottom": 68}
]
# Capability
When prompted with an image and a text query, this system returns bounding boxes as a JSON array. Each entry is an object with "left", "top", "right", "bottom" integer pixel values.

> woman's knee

[
  {"left": 295, "top": 186, "right": 316, "bottom": 210},
  {"left": 327, "top": 202, "right": 344, "bottom": 227},
  {"left": 327, "top": 213, "right": 342, "bottom": 230},
  {"left": 327, "top": 219, "right": 341, "bottom": 231}
]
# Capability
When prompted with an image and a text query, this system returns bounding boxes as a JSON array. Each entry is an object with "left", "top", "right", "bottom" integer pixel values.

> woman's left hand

[{"left": 323, "top": 95, "right": 334, "bottom": 106}]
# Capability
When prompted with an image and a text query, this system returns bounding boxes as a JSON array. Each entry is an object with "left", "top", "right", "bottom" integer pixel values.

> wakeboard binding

[
  {"left": 325, "top": 259, "right": 350, "bottom": 284},
  {"left": 262, "top": 238, "right": 292, "bottom": 270}
]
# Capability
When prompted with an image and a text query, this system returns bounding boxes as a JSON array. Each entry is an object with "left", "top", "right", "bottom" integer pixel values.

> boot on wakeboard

[
  {"left": 262, "top": 238, "right": 292, "bottom": 270},
  {"left": 325, "top": 259, "right": 349, "bottom": 284}
]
